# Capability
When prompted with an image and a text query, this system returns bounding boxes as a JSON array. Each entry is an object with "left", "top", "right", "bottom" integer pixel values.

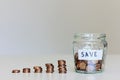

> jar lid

[{"left": 74, "top": 33, "right": 106, "bottom": 41}]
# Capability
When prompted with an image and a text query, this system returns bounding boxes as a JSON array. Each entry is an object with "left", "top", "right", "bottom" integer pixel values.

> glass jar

[{"left": 73, "top": 33, "right": 107, "bottom": 74}]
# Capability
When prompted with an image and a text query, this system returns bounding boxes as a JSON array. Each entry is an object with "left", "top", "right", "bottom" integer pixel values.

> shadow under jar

[{"left": 73, "top": 33, "right": 107, "bottom": 74}]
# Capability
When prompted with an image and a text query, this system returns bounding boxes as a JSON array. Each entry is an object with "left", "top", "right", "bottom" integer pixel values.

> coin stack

[
  {"left": 23, "top": 68, "right": 31, "bottom": 73},
  {"left": 12, "top": 69, "right": 20, "bottom": 73},
  {"left": 45, "top": 63, "right": 54, "bottom": 73},
  {"left": 33, "top": 66, "right": 42, "bottom": 73},
  {"left": 58, "top": 60, "right": 67, "bottom": 73}
]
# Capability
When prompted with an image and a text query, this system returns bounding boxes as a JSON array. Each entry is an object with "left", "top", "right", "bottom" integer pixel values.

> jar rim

[{"left": 74, "top": 33, "right": 106, "bottom": 38}]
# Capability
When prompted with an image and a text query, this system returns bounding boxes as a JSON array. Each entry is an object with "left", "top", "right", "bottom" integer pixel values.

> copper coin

[
  {"left": 33, "top": 66, "right": 42, "bottom": 69},
  {"left": 76, "top": 61, "right": 87, "bottom": 70},
  {"left": 46, "top": 66, "right": 54, "bottom": 69},
  {"left": 46, "top": 69, "right": 54, "bottom": 72},
  {"left": 58, "top": 68, "right": 67, "bottom": 71},
  {"left": 58, "top": 60, "right": 66, "bottom": 65},
  {"left": 96, "top": 63, "right": 102, "bottom": 71},
  {"left": 46, "top": 70, "right": 54, "bottom": 73},
  {"left": 74, "top": 52, "right": 78, "bottom": 60},
  {"left": 98, "top": 60, "right": 102, "bottom": 64},
  {"left": 58, "top": 64, "right": 66, "bottom": 68},
  {"left": 34, "top": 69, "right": 42, "bottom": 73},
  {"left": 45, "top": 63, "right": 54, "bottom": 68},
  {"left": 59, "top": 70, "right": 67, "bottom": 73},
  {"left": 46, "top": 67, "right": 54, "bottom": 70}
]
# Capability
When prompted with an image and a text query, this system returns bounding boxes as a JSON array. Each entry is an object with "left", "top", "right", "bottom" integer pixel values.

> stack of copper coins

[
  {"left": 33, "top": 66, "right": 42, "bottom": 73},
  {"left": 58, "top": 60, "right": 67, "bottom": 73},
  {"left": 45, "top": 63, "right": 54, "bottom": 73},
  {"left": 23, "top": 68, "right": 31, "bottom": 73},
  {"left": 12, "top": 69, "right": 20, "bottom": 73}
]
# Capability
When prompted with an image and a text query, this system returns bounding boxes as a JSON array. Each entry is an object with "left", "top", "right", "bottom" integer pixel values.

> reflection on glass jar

[{"left": 73, "top": 33, "right": 107, "bottom": 74}]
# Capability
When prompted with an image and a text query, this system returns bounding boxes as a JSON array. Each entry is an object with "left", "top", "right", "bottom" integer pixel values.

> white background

[{"left": 0, "top": 0, "right": 120, "bottom": 55}]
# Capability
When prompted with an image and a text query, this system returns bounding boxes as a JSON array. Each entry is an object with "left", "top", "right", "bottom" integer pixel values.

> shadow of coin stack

[
  {"left": 58, "top": 60, "right": 67, "bottom": 73},
  {"left": 45, "top": 63, "right": 54, "bottom": 73},
  {"left": 33, "top": 66, "right": 42, "bottom": 73}
]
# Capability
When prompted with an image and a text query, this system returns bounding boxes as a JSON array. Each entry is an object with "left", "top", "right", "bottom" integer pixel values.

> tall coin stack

[
  {"left": 45, "top": 63, "right": 54, "bottom": 73},
  {"left": 58, "top": 60, "right": 67, "bottom": 73},
  {"left": 33, "top": 66, "right": 42, "bottom": 73}
]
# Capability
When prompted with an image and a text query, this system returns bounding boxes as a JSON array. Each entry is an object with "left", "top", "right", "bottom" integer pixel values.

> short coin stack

[
  {"left": 12, "top": 69, "right": 20, "bottom": 73},
  {"left": 23, "top": 68, "right": 31, "bottom": 73},
  {"left": 45, "top": 63, "right": 54, "bottom": 73},
  {"left": 58, "top": 60, "right": 67, "bottom": 73},
  {"left": 33, "top": 66, "right": 42, "bottom": 73}
]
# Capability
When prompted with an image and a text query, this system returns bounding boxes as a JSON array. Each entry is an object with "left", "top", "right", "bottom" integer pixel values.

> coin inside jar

[
  {"left": 96, "top": 63, "right": 102, "bottom": 71},
  {"left": 76, "top": 61, "right": 87, "bottom": 70}
]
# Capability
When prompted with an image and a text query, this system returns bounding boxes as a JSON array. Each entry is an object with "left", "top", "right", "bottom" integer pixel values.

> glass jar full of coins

[{"left": 73, "top": 33, "right": 107, "bottom": 74}]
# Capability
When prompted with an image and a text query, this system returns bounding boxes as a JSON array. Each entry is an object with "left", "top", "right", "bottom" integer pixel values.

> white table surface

[{"left": 0, "top": 53, "right": 120, "bottom": 80}]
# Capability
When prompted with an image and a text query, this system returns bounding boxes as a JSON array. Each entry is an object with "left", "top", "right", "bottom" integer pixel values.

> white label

[{"left": 78, "top": 49, "right": 103, "bottom": 60}]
